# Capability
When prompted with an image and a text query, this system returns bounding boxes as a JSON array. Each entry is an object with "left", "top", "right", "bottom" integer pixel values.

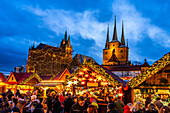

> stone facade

[{"left": 26, "top": 31, "right": 72, "bottom": 76}]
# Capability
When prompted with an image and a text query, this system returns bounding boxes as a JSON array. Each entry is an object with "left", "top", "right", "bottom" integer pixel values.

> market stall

[
  {"left": 34, "top": 80, "right": 64, "bottom": 97},
  {"left": 128, "top": 52, "right": 170, "bottom": 105},
  {"left": 5, "top": 72, "right": 42, "bottom": 93},
  {"left": 65, "top": 61, "right": 126, "bottom": 100}
]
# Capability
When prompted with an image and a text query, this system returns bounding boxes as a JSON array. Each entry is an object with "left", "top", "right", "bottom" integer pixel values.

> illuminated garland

[
  {"left": 20, "top": 73, "right": 42, "bottom": 84},
  {"left": 128, "top": 53, "right": 170, "bottom": 88},
  {"left": 65, "top": 61, "right": 121, "bottom": 86}
]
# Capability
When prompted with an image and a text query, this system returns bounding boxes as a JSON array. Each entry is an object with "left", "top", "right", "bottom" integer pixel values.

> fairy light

[
  {"left": 89, "top": 78, "right": 93, "bottom": 81},
  {"left": 85, "top": 74, "right": 89, "bottom": 77}
]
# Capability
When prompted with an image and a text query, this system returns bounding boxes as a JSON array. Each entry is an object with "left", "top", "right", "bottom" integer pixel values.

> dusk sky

[{"left": 0, "top": 0, "right": 170, "bottom": 74}]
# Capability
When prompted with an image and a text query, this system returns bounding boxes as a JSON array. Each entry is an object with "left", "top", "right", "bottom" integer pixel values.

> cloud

[
  {"left": 112, "top": 0, "right": 170, "bottom": 62},
  {"left": 21, "top": 0, "right": 170, "bottom": 64}
]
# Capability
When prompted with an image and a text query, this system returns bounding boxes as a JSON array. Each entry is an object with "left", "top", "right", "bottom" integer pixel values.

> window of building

[
  {"left": 120, "top": 50, "right": 123, "bottom": 53},
  {"left": 113, "top": 45, "right": 115, "bottom": 47},
  {"left": 112, "top": 49, "right": 115, "bottom": 54},
  {"left": 105, "top": 52, "right": 107, "bottom": 54},
  {"left": 12, "top": 77, "right": 14, "bottom": 80},
  {"left": 122, "top": 56, "right": 123, "bottom": 58}
]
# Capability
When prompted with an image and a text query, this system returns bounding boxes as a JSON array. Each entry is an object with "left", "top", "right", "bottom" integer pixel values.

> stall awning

[{"left": 33, "top": 80, "right": 64, "bottom": 87}]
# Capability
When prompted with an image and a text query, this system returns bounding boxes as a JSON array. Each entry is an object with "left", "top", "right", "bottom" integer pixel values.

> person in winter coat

[
  {"left": 59, "top": 93, "right": 65, "bottom": 107},
  {"left": 159, "top": 106, "right": 170, "bottom": 113},
  {"left": 8, "top": 101, "right": 21, "bottom": 113},
  {"left": 107, "top": 103, "right": 119, "bottom": 113},
  {"left": 123, "top": 103, "right": 133, "bottom": 113},
  {"left": 87, "top": 104, "right": 98, "bottom": 113},
  {"left": 154, "top": 97, "right": 163, "bottom": 110},
  {"left": 52, "top": 95, "right": 63, "bottom": 113},
  {"left": 62, "top": 94, "right": 75, "bottom": 113},
  {"left": 145, "top": 103, "right": 158, "bottom": 113},
  {"left": 70, "top": 96, "right": 88, "bottom": 113},
  {"left": 115, "top": 97, "right": 125, "bottom": 113},
  {"left": 145, "top": 95, "right": 151, "bottom": 108},
  {"left": 131, "top": 102, "right": 143, "bottom": 113},
  {"left": 46, "top": 94, "right": 53, "bottom": 113}
]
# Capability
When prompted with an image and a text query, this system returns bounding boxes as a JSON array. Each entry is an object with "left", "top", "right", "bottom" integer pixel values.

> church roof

[
  {"left": 108, "top": 54, "right": 119, "bottom": 62},
  {"left": 128, "top": 52, "right": 170, "bottom": 88},
  {"left": 142, "top": 59, "right": 150, "bottom": 67},
  {"left": 102, "top": 65, "right": 141, "bottom": 71},
  {"left": 36, "top": 43, "right": 60, "bottom": 51},
  {"left": 71, "top": 54, "right": 96, "bottom": 66}
]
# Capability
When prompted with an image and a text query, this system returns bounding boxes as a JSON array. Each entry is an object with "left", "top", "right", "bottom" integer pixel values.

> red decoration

[{"left": 123, "top": 86, "right": 128, "bottom": 90}]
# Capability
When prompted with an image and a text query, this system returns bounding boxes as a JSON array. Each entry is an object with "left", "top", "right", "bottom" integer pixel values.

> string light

[
  {"left": 79, "top": 72, "right": 84, "bottom": 75},
  {"left": 85, "top": 74, "right": 89, "bottom": 77},
  {"left": 89, "top": 78, "right": 93, "bottom": 81},
  {"left": 74, "top": 81, "right": 78, "bottom": 84}
]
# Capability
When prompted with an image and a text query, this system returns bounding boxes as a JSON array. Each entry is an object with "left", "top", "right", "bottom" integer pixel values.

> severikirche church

[{"left": 103, "top": 17, "right": 129, "bottom": 66}]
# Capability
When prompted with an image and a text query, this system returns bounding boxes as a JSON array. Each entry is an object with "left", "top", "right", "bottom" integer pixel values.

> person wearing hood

[
  {"left": 123, "top": 103, "right": 133, "bottom": 113},
  {"left": 59, "top": 93, "right": 65, "bottom": 107}
]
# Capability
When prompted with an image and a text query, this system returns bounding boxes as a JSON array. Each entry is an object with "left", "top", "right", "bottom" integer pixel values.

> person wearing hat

[{"left": 70, "top": 96, "right": 88, "bottom": 113}]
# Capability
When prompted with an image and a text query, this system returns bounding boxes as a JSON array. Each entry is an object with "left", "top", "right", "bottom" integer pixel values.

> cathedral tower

[{"left": 103, "top": 17, "right": 129, "bottom": 65}]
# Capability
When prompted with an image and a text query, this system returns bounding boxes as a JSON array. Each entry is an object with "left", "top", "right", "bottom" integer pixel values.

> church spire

[
  {"left": 68, "top": 35, "right": 71, "bottom": 47},
  {"left": 105, "top": 24, "right": 109, "bottom": 49},
  {"left": 112, "top": 16, "right": 118, "bottom": 41},
  {"left": 121, "top": 20, "right": 125, "bottom": 45},
  {"left": 64, "top": 30, "right": 67, "bottom": 41}
]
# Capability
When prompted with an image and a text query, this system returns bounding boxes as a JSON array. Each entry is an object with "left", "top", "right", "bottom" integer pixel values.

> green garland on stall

[
  {"left": 128, "top": 53, "right": 170, "bottom": 88},
  {"left": 20, "top": 73, "right": 42, "bottom": 84},
  {"left": 65, "top": 61, "right": 121, "bottom": 86}
]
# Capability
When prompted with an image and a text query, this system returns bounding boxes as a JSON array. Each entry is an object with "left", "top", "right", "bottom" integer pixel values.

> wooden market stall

[
  {"left": 65, "top": 61, "right": 126, "bottom": 100},
  {"left": 128, "top": 52, "right": 170, "bottom": 105},
  {"left": 0, "top": 73, "right": 7, "bottom": 94},
  {"left": 5, "top": 72, "right": 42, "bottom": 94},
  {"left": 34, "top": 80, "right": 64, "bottom": 97}
]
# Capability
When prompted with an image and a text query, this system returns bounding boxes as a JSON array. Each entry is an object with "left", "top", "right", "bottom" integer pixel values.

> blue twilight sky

[{"left": 0, "top": 0, "right": 170, "bottom": 74}]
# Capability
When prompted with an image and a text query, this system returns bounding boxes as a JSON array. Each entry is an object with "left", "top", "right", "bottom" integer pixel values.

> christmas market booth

[
  {"left": 65, "top": 61, "right": 127, "bottom": 101},
  {"left": 5, "top": 72, "right": 42, "bottom": 94},
  {"left": 128, "top": 52, "right": 170, "bottom": 105},
  {"left": 33, "top": 68, "right": 71, "bottom": 97},
  {"left": 0, "top": 73, "right": 6, "bottom": 94}
]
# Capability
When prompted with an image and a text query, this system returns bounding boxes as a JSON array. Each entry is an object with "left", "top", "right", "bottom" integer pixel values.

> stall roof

[
  {"left": 34, "top": 80, "right": 64, "bottom": 87},
  {"left": 128, "top": 52, "right": 170, "bottom": 88},
  {"left": 0, "top": 73, "right": 7, "bottom": 82}
]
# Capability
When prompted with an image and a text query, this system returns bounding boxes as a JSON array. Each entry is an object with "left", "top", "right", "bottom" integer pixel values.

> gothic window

[
  {"left": 112, "top": 49, "right": 115, "bottom": 54},
  {"left": 12, "top": 77, "right": 14, "bottom": 80},
  {"left": 105, "top": 52, "right": 107, "bottom": 55},
  {"left": 113, "top": 45, "right": 115, "bottom": 47},
  {"left": 120, "top": 50, "right": 123, "bottom": 53},
  {"left": 122, "top": 56, "right": 123, "bottom": 58}
]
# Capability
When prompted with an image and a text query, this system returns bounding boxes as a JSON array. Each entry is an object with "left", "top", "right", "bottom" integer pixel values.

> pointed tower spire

[
  {"left": 105, "top": 24, "right": 109, "bottom": 49},
  {"left": 112, "top": 15, "right": 118, "bottom": 41},
  {"left": 68, "top": 35, "right": 71, "bottom": 47},
  {"left": 121, "top": 20, "right": 125, "bottom": 45},
  {"left": 64, "top": 30, "right": 67, "bottom": 41}
]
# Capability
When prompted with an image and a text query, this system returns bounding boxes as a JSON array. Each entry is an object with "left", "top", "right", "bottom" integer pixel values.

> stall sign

[
  {"left": 157, "top": 89, "right": 169, "bottom": 94},
  {"left": 87, "top": 83, "right": 98, "bottom": 87}
]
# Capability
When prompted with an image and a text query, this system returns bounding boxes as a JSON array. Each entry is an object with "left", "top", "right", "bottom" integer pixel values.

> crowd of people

[{"left": 0, "top": 89, "right": 170, "bottom": 113}]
